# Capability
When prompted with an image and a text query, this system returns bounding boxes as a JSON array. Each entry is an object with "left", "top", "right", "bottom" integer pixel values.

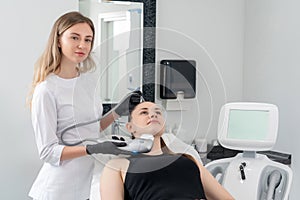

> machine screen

[{"left": 227, "top": 109, "right": 269, "bottom": 141}]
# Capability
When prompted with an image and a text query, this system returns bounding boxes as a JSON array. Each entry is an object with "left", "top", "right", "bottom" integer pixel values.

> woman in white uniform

[{"left": 27, "top": 11, "right": 138, "bottom": 200}]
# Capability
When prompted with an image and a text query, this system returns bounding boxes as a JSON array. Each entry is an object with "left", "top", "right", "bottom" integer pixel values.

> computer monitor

[{"left": 217, "top": 102, "right": 279, "bottom": 151}]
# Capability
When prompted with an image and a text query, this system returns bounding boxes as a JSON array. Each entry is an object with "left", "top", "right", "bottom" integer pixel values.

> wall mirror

[{"left": 79, "top": 0, "right": 156, "bottom": 113}]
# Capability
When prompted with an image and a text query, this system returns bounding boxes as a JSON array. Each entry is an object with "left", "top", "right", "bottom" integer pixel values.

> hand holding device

[
  {"left": 86, "top": 134, "right": 154, "bottom": 155},
  {"left": 86, "top": 141, "right": 132, "bottom": 155},
  {"left": 118, "top": 134, "right": 154, "bottom": 153},
  {"left": 60, "top": 90, "right": 143, "bottom": 146}
]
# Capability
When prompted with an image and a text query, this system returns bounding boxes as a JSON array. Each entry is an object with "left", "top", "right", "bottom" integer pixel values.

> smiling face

[
  {"left": 59, "top": 22, "right": 94, "bottom": 65},
  {"left": 126, "top": 102, "right": 166, "bottom": 138}
]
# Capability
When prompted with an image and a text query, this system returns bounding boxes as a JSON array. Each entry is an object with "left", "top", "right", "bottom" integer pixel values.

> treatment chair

[{"left": 205, "top": 102, "right": 292, "bottom": 200}]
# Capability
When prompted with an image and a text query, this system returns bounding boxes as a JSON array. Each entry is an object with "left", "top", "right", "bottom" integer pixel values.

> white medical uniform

[{"left": 29, "top": 72, "right": 103, "bottom": 200}]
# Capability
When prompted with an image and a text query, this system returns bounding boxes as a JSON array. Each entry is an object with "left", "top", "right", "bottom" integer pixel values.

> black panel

[{"left": 160, "top": 60, "right": 196, "bottom": 99}]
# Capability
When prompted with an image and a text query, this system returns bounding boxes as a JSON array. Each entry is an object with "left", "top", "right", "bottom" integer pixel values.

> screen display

[{"left": 227, "top": 109, "right": 269, "bottom": 140}]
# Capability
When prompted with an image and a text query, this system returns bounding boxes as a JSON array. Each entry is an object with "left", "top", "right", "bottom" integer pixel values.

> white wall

[
  {"left": 157, "top": 0, "right": 298, "bottom": 198},
  {"left": 156, "top": 0, "right": 245, "bottom": 143},
  {"left": 243, "top": 0, "right": 300, "bottom": 198},
  {"left": 1, "top": 0, "right": 298, "bottom": 199},
  {"left": 0, "top": 1, "right": 77, "bottom": 199}
]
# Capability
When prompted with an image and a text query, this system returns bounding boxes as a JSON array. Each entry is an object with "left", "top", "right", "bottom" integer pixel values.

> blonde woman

[
  {"left": 28, "top": 11, "right": 139, "bottom": 200},
  {"left": 100, "top": 102, "right": 234, "bottom": 200}
]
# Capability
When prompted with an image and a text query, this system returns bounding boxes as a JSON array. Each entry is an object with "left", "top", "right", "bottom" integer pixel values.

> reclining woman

[{"left": 100, "top": 101, "right": 234, "bottom": 200}]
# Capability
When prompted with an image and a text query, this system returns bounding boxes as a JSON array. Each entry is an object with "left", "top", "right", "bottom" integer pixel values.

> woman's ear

[
  {"left": 126, "top": 122, "right": 133, "bottom": 133},
  {"left": 57, "top": 38, "right": 61, "bottom": 48}
]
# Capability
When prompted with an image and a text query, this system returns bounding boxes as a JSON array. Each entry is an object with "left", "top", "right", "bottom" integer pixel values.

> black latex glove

[
  {"left": 114, "top": 90, "right": 142, "bottom": 116},
  {"left": 86, "top": 141, "right": 133, "bottom": 155}
]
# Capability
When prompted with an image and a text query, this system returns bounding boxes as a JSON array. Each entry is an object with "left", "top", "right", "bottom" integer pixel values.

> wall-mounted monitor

[
  {"left": 218, "top": 102, "right": 279, "bottom": 151},
  {"left": 160, "top": 60, "right": 196, "bottom": 99}
]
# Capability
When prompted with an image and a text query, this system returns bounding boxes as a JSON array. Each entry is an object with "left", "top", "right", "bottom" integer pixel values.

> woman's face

[
  {"left": 126, "top": 102, "right": 166, "bottom": 138},
  {"left": 59, "top": 22, "right": 93, "bottom": 65}
]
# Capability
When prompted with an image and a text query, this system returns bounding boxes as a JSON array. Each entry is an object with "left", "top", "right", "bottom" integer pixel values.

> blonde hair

[{"left": 27, "top": 11, "right": 96, "bottom": 107}]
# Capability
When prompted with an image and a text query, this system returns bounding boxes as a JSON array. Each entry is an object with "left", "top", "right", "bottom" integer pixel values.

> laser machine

[{"left": 206, "top": 102, "right": 292, "bottom": 200}]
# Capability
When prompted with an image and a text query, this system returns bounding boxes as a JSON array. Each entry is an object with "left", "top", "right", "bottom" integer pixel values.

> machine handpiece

[{"left": 118, "top": 134, "right": 154, "bottom": 153}]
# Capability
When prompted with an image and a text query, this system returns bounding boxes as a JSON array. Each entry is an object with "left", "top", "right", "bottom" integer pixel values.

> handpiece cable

[{"left": 60, "top": 91, "right": 143, "bottom": 146}]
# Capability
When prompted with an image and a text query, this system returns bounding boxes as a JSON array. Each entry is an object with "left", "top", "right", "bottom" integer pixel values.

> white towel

[{"left": 161, "top": 133, "right": 202, "bottom": 164}]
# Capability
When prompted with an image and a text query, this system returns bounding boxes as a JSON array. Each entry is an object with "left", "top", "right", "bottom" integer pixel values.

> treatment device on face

[
  {"left": 112, "top": 134, "right": 154, "bottom": 153},
  {"left": 59, "top": 91, "right": 154, "bottom": 154}
]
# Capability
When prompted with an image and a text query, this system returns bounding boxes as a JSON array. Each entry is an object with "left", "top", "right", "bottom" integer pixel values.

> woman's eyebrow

[
  {"left": 139, "top": 107, "right": 148, "bottom": 111},
  {"left": 70, "top": 32, "right": 93, "bottom": 38},
  {"left": 70, "top": 32, "right": 80, "bottom": 36},
  {"left": 137, "top": 106, "right": 161, "bottom": 112}
]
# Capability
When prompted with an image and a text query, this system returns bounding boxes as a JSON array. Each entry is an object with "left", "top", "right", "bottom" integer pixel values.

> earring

[
  {"left": 77, "top": 62, "right": 83, "bottom": 68},
  {"left": 131, "top": 131, "right": 136, "bottom": 139}
]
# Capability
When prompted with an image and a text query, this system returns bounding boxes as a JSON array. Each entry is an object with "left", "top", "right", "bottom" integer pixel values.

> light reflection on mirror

[{"left": 79, "top": 0, "right": 143, "bottom": 103}]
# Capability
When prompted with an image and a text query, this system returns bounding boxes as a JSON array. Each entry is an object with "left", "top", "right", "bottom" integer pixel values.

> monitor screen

[
  {"left": 227, "top": 109, "right": 270, "bottom": 141},
  {"left": 218, "top": 102, "right": 278, "bottom": 151}
]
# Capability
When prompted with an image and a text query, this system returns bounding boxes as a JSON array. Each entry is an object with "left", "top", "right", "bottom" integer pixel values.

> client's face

[{"left": 127, "top": 102, "right": 166, "bottom": 138}]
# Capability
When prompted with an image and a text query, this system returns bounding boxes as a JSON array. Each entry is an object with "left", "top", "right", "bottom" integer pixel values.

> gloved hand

[
  {"left": 86, "top": 141, "right": 133, "bottom": 155},
  {"left": 114, "top": 90, "right": 142, "bottom": 116}
]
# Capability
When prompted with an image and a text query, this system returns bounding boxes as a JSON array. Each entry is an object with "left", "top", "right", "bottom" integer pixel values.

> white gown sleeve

[{"left": 31, "top": 83, "right": 64, "bottom": 166}]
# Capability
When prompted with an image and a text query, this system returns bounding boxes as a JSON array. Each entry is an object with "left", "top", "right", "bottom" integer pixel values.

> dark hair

[{"left": 128, "top": 103, "right": 138, "bottom": 122}]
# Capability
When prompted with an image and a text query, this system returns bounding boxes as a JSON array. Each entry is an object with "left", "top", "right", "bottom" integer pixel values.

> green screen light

[{"left": 228, "top": 110, "right": 269, "bottom": 141}]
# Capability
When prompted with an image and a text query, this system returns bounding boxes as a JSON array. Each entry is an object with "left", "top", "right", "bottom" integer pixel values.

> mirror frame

[{"left": 103, "top": 0, "right": 156, "bottom": 114}]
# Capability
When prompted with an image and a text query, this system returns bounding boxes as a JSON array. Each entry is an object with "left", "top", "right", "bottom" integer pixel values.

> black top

[{"left": 124, "top": 154, "right": 207, "bottom": 200}]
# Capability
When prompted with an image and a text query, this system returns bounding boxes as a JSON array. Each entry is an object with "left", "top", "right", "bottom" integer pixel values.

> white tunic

[{"left": 29, "top": 73, "right": 103, "bottom": 200}]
